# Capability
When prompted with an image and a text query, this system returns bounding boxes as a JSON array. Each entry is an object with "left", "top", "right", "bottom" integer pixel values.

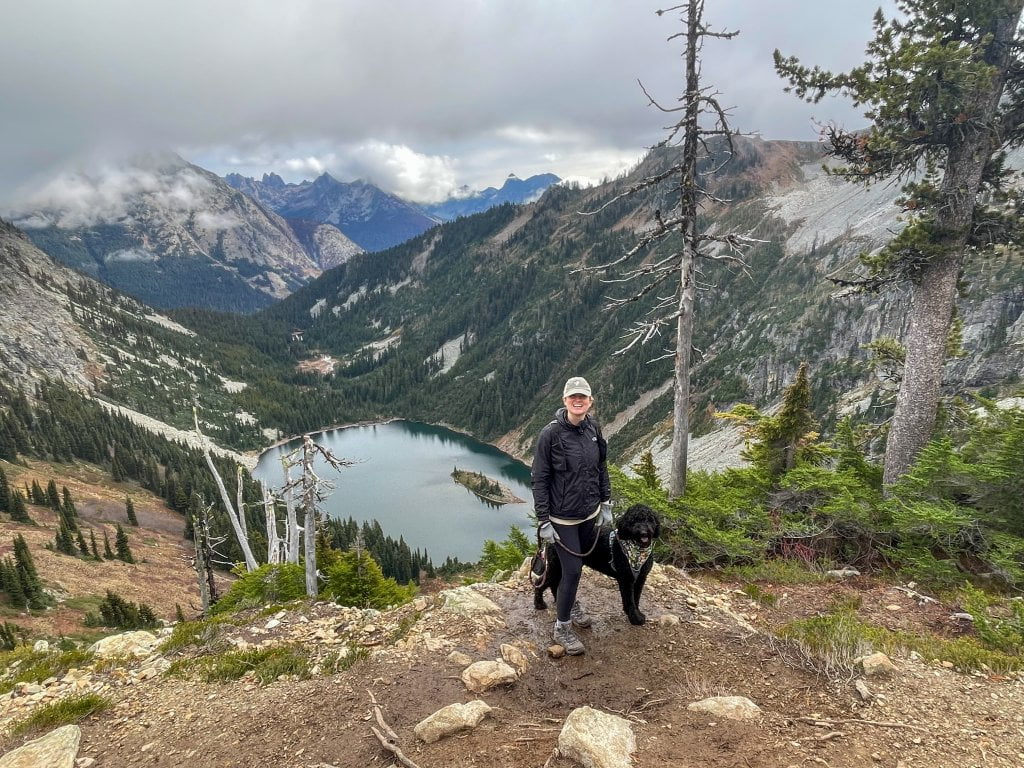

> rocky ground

[{"left": 1, "top": 562, "right": 1022, "bottom": 768}]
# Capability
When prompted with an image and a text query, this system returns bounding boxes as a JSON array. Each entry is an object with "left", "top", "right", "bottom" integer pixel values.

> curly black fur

[{"left": 533, "top": 504, "right": 661, "bottom": 625}]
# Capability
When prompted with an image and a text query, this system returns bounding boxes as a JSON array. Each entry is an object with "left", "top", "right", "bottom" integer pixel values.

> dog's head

[{"left": 616, "top": 503, "right": 661, "bottom": 549}]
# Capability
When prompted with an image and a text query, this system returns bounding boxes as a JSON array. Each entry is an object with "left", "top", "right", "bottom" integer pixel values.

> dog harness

[{"left": 609, "top": 530, "right": 654, "bottom": 577}]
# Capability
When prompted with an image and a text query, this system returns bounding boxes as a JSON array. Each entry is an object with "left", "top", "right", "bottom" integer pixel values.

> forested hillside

[{"left": 174, "top": 137, "right": 1024, "bottom": 464}]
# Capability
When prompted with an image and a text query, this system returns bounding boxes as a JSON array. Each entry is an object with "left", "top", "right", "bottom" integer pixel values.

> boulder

[
  {"left": 687, "top": 695, "right": 761, "bottom": 721},
  {"left": 414, "top": 700, "right": 492, "bottom": 743},
  {"left": 859, "top": 652, "right": 897, "bottom": 677},
  {"left": 460, "top": 660, "right": 518, "bottom": 693},
  {"left": 558, "top": 706, "right": 635, "bottom": 768},
  {"left": 0, "top": 724, "right": 80, "bottom": 768},
  {"left": 88, "top": 630, "right": 161, "bottom": 659},
  {"left": 440, "top": 587, "right": 501, "bottom": 616}
]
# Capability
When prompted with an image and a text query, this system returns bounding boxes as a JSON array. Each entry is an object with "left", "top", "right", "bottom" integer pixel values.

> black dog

[{"left": 533, "top": 504, "right": 660, "bottom": 625}]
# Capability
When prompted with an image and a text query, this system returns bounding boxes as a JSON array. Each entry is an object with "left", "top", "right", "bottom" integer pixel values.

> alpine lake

[{"left": 253, "top": 420, "right": 535, "bottom": 563}]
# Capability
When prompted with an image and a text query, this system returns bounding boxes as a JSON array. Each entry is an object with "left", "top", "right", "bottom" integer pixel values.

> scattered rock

[
  {"left": 558, "top": 706, "right": 636, "bottom": 768},
  {"left": 548, "top": 644, "right": 566, "bottom": 659},
  {"left": 0, "top": 724, "right": 80, "bottom": 768},
  {"left": 88, "top": 631, "right": 161, "bottom": 659},
  {"left": 440, "top": 586, "right": 502, "bottom": 616},
  {"left": 414, "top": 700, "right": 493, "bottom": 743},
  {"left": 687, "top": 696, "right": 761, "bottom": 721},
  {"left": 460, "top": 660, "right": 518, "bottom": 693},
  {"left": 658, "top": 614, "right": 681, "bottom": 627},
  {"left": 32, "top": 640, "right": 49, "bottom": 653},
  {"left": 447, "top": 651, "right": 473, "bottom": 667},
  {"left": 500, "top": 644, "right": 529, "bottom": 676},
  {"left": 826, "top": 567, "right": 861, "bottom": 579},
  {"left": 859, "top": 652, "right": 897, "bottom": 678},
  {"left": 854, "top": 679, "right": 874, "bottom": 702}
]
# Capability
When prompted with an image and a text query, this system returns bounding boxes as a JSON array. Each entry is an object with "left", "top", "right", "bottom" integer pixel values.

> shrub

[
  {"left": 210, "top": 563, "right": 308, "bottom": 616},
  {"left": 322, "top": 550, "right": 415, "bottom": 609},
  {"left": 8, "top": 693, "right": 110, "bottom": 736},
  {"left": 480, "top": 526, "right": 532, "bottom": 578},
  {"left": 83, "top": 591, "right": 159, "bottom": 630}
]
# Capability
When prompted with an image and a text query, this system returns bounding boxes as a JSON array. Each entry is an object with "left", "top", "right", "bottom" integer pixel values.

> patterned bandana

[{"left": 617, "top": 536, "right": 653, "bottom": 576}]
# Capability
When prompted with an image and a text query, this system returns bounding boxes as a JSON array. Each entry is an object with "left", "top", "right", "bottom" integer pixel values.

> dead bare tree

[
  {"left": 277, "top": 435, "right": 354, "bottom": 597},
  {"left": 193, "top": 407, "right": 258, "bottom": 571},
  {"left": 579, "top": 1, "right": 758, "bottom": 499},
  {"left": 190, "top": 495, "right": 231, "bottom": 612}
]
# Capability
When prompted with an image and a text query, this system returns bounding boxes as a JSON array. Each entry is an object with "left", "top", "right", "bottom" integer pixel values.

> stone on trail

[
  {"left": 88, "top": 630, "right": 161, "bottom": 658},
  {"left": 414, "top": 700, "right": 493, "bottom": 743},
  {"left": 439, "top": 586, "right": 502, "bottom": 616},
  {"left": 687, "top": 695, "right": 762, "bottom": 721},
  {"left": 447, "top": 650, "right": 473, "bottom": 666},
  {"left": 0, "top": 724, "right": 80, "bottom": 768},
  {"left": 859, "top": 651, "right": 897, "bottom": 677},
  {"left": 558, "top": 706, "right": 636, "bottom": 768},
  {"left": 500, "top": 643, "right": 529, "bottom": 675},
  {"left": 461, "top": 660, "right": 518, "bottom": 693}
]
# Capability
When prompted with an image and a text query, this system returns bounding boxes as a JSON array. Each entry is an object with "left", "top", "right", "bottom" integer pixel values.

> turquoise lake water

[{"left": 253, "top": 420, "right": 535, "bottom": 563}]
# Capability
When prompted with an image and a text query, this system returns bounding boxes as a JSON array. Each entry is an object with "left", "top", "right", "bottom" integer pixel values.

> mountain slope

[
  {"left": 7, "top": 155, "right": 327, "bottom": 313},
  {"left": 245, "top": 136, "right": 1024, "bottom": 463},
  {"left": 420, "top": 172, "right": 561, "bottom": 221},
  {"left": 225, "top": 171, "right": 439, "bottom": 253}
]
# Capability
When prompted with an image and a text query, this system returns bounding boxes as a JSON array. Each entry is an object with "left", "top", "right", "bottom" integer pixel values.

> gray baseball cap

[{"left": 563, "top": 376, "right": 592, "bottom": 397}]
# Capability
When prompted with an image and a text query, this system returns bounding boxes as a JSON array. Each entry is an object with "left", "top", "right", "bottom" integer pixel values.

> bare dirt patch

[{"left": 0, "top": 460, "right": 201, "bottom": 636}]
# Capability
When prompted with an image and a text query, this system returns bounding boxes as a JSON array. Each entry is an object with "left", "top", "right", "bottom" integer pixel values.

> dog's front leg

[{"left": 617, "top": 577, "right": 646, "bottom": 625}]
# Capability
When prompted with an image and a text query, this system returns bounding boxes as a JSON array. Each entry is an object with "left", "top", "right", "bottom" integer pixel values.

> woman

[{"left": 531, "top": 375, "right": 611, "bottom": 655}]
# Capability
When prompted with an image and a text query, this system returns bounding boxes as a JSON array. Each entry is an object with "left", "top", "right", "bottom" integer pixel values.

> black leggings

[{"left": 551, "top": 517, "right": 598, "bottom": 622}]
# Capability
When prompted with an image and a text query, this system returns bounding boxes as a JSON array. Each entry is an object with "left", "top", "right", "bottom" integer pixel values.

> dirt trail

[{"left": 46, "top": 566, "right": 1023, "bottom": 768}]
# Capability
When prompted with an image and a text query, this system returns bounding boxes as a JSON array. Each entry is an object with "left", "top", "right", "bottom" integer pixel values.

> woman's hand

[{"left": 538, "top": 521, "right": 556, "bottom": 544}]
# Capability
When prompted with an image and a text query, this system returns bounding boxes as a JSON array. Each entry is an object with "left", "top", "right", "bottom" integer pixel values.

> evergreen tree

[
  {"left": 125, "top": 496, "right": 138, "bottom": 526},
  {"left": 61, "top": 486, "right": 77, "bottom": 520},
  {"left": 102, "top": 529, "right": 114, "bottom": 560},
  {"left": 630, "top": 451, "right": 661, "bottom": 490},
  {"left": 31, "top": 480, "right": 47, "bottom": 506},
  {"left": 114, "top": 524, "right": 135, "bottom": 563},
  {"left": 76, "top": 529, "right": 90, "bottom": 557},
  {"left": 54, "top": 519, "right": 77, "bottom": 556},
  {"left": 7, "top": 490, "right": 31, "bottom": 524},
  {"left": 12, "top": 535, "right": 44, "bottom": 609},
  {"left": 45, "top": 479, "right": 60, "bottom": 510},
  {"left": 0, "top": 465, "right": 9, "bottom": 514},
  {"left": 0, "top": 558, "right": 27, "bottom": 609},
  {"left": 776, "top": 0, "right": 1024, "bottom": 484},
  {"left": 89, "top": 529, "right": 100, "bottom": 560}
]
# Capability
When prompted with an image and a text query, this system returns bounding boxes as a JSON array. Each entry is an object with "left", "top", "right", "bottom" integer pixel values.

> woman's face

[{"left": 563, "top": 393, "right": 593, "bottom": 422}]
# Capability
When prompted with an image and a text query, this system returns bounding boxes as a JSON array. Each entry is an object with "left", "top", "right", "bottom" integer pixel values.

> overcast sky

[{"left": 1, "top": 0, "right": 896, "bottom": 207}]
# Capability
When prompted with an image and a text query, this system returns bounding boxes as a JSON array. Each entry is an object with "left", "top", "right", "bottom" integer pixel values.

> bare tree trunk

[
  {"left": 882, "top": 5, "right": 1022, "bottom": 484},
  {"left": 263, "top": 486, "right": 281, "bottom": 565},
  {"left": 193, "top": 408, "right": 258, "bottom": 571},
  {"left": 191, "top": 513, "right": 211, "bottom": 613},
  {"left": 282, "top": 461, "right": 300, "bottom": 564},
  {"left": 668, "top": 0, "right": 701, "bottom": 500},
  {"left": 301, "top": 436, "right": 318, "bottom": 597}
]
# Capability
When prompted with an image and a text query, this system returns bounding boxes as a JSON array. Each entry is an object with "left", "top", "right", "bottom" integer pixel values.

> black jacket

[{"left": 531, "top": 408, "right": 610, "bottom": 523}]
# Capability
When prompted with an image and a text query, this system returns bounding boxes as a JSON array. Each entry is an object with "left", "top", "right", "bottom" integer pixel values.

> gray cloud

[{"left": 0, "top": 0, "right": 895, "bottom": 205}]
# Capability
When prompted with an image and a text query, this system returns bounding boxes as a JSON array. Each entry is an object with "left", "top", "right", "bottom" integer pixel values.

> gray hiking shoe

[
  {"left": 570, "top": 600, "right": 592, "bottom": 628},
  {"left": 553, "top": 622, "right": 585, "bottom": 655}
]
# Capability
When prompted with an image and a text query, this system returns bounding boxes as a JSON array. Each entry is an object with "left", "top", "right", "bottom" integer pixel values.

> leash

[{"left": 551, "top": 522, "right": 604, "bottom": 558}]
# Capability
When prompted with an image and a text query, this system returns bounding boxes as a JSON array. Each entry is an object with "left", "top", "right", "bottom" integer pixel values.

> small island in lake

[{"left": 451, "top": 467, "right": 525, "bottom": 505}]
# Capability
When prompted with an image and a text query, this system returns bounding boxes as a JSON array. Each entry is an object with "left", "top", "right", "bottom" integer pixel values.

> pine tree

[
  {"left": 775, "top": 0, "right": 1024, "bottom": 484},
  {"left": 7, "top": 490, "right": 31, "bottom": 524},
  {"left": 12, "top": 535, "right": 44, "bottom": 609},
  {"left": 125, "top": 496, "right": 138, "bottom": 526},
  {"left": 102, "top": 529, "right": 114, "bottom": 560},
  {"left": 630, "top": 451, "right": 661, "bottom": 490},
  {"left": 61, "top": 486, "right": 77, "bottom": 520},
  {"left": 0, "top": 465, "right": 9, "bottom": 514},
  {"left": 114, "top": 524, "right": 135, "bottom": 563},
  {"left": 76, "top": 529, "right": 89, "bottom": 557},
  {"left": 89, "top": 529, "right": 100, "bottom": 560},
  {"left": 54, "top": 519, "right": 76, "bottom": 556},
  {"left": 1, "top": 558, "right": 27, "bottom": 609},
  {"left": 45, "top": 479, "right": 60, "bottom": 510}
]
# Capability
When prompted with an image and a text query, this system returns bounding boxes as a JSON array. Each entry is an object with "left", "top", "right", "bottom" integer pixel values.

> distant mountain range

[
  {"left": 5, "top": 155, "right": 561, "bottom": 314},
  {"left": 224, "top": 171, "right": 439, "bottom": 254},
  {"left": 6, "top": 154, "right": 361, "bottom": 313},
  {"left": 418, "top": 173, "right": 560, "bottom": 221}
]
